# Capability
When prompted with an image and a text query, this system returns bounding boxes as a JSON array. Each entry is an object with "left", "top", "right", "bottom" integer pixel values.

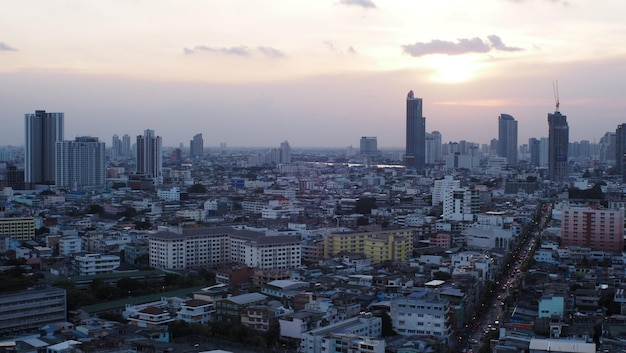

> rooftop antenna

[{"left": 553, "top": 80, "right": 560, "bottom": 113}]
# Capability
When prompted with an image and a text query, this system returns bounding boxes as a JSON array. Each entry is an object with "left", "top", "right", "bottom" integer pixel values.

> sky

[{"left": 1, "top": 0, "right": 626, "bottom": 148}]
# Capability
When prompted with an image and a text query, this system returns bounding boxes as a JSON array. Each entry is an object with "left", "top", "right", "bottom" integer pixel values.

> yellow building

[
  {"left": 324, "top": 229, "right": 413, "bottom": 263},
  {"left": 0, "top": 217, "right": 36, "bottom": 241}
]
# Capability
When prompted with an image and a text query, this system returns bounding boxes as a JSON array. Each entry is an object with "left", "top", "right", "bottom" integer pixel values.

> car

[{"left": 469, "top": 338, "right": 478, "bottom": 344}]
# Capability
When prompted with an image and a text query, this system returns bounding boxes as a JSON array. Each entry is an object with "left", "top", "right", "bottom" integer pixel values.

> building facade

[
  {"left": 25, "top": 110, "right": 64, "bottom": 187},
  {"left": 0, "top": 217, "right": 36, "bottom": 241},
  {"left": 360, "top": 137, "right": 378, "bottom": 155},
  {"left": 405, "top": 91, "right": 426, "bottom": 171},
  {"left": 560, "top": 206, "right": 624, "bottom": 253},
  {"left": 498, "top": 113, "right": 518, "bottom": 167},
  {"left": 55, "top": 136, "right": 106, "bottom": 190},
  {"left": 74, "top": 254, "right": 121, "bottom": 276},
  {"left": 0, "top": 286, "right": 67, "bottom": 335},
  {"left": 189, "top": 133, "right": 204, "bottom": 158},
  {"left": 389, "top": 292, "right": 452, "bottom": 343}
]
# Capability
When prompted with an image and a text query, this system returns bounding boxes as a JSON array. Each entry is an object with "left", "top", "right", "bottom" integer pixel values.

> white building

[
  {"left": 59, "top": 235, "right": 83, "bottom": 256},
  {"left": 176, "top": 298, "right": 214, "bottom": 324},
  {"left": 157, "top": 186, "right": 185, "bottom": 201},
  {"left": 299, "top": 315, "right": 382, "bottom": 353},
  {"left": 389, "top": 292, "right": 452, "bottom": 343},
  {"left": 321, "top": 333, "right": 385, "bottom": 353},
  {"left": 432, "top": 176, "right": 460, "bottom": 206},
  {"left": 148, "top": 227, "right": 301, "bottom": 270},
  {"left": 442, "top": 187, "right": 480, "bottom": 221},
  {"left": 74, "top": 254, "right": 120, "bottom": 276},
  {"left": 55, "top": 136, "right": 105, "bottom": 191}
]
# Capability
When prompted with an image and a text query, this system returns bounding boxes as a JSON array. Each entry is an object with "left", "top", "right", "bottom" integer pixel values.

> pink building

[
  {"left": 429, "top": 233, "right": 452, "bottom": 249},
  {"left": 561, "top": 206, "right": 624, "bottom": 253}
]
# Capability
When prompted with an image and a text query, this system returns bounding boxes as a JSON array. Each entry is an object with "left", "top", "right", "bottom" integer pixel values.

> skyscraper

[
  {"left": 24, "top": 110, "right": 64, "bottom": 188},
  {"left": 548, "top": 109, "right": 569, "bottom": 181},
  {"left": 425, "top": 131, "right": 442, "bottom": 165},
  {"left": 111, "top": 134, "right": 121, "bottom": 161},
  {"left": 190, "top": 133, "right": 204, "bottom": 158},
  {"left": 121, "top": 134, "right": 131, "bottom": 158},
  {"left": 529, "top": 138, "right": 540, "bottom": 167},
  {"left": 136, "top": 129, "right": 162, "bottom": 185},
  {"left": 497, "top": 114, "right": 518, "bottom": 167},
  {"left": 56, "top": 136, "right": 105, "bottom": 190},
  {"left": 616, "top": 124, "right": 626, "bottom": 182},
  {"left": 404, "top": 90, "right": 426, "bottom": 171}
]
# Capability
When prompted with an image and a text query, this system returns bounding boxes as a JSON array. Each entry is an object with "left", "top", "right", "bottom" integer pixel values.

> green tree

[
  {"left": 188, "top": 183, "right": 207, "bottom": 193},
  {"left": 354, "top": 197, "right": 377, "bottom": 214}
]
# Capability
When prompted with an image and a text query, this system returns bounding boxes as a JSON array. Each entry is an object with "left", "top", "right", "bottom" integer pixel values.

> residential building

[
  {"left": 55, "top": 136, "right": 106, "bottom": 190},
  {"left": 136, "top": 129, "right": 162, "bottom": 185},
  {"left": 498, "top": 113, "right": 518, "bottom": 167},
  {"left": 442, "top": 187, "right": 480, "bottom": 221},
  {"left": 299, "top": 315, "right": 382, "bottom": 353},
  {"left": 560, "top": 206, "right": 624, "bottom": 253},
  {"left": 176, "top": 299, "right": 213, "bottom": 324},
  {"left": 280, "top": 140, "right": 292, "bottom": 164},
  {"left": 323, "top": 228, "right": 413, "bottom": 263},
  {"left": 128, "top": 306, "right": 175, "bottom": 328},
  {"left": 215, "top": 292, "right": 268, "bottom": 324},
  {"left": 0, "top": 217, "right": 36, "bottom": 241},
  {"left": 74, "top": 253, "right": 121, "bottom": 276},
  {"left": 0, "top": 286, "right": 67, "bottom": 335},
  {"left": 321, "top": 333, "right": 385, "bottom": 353},
  {"left": 59, "top": 235, "right": 83, "bottom": 256},
  {"left": 148, "top": 227, "right": 301, "bottom": 270},
  {"left": 389, "top": 291, "right": 452, "bottom": 343},
  {"left": 405, "top": 90, "right": 426, "bottom": 171},
  {"left": 616, "top": 124, "right": 626, "bottom": 182},
  {"left": 24, "top": 110, "right": 64, "bottom": 187},
  {"left": 425, "top": 131, "right": 442, "bottom": 165}
]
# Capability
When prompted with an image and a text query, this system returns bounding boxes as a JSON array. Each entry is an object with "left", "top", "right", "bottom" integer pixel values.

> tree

[
  {"left": 87, "top": 204, "right": 105, "bottom": 214},
  {"left": 354, "top": 197, "right": 377, "bottom": 214},
  {"left": 375, "top": 311, "right": 397, "bottom": 337}
]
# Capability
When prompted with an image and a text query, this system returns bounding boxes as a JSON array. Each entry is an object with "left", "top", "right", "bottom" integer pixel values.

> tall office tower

[
  {"left": 190, "top": 133, "right": 204, "bottom": 158},
  {"left": 111, "top": 134, "right": 121, "bottom": 161},
  {"left": 547, "top": 109, "right": 569, "bottom": 181},
  {"left": 279, "top": 140, "right": 292, "bottom": 164},
  {"left": 24, "top": 110, "right": 64, "bottom": 188},
  {"left": 616, "top": 124, "right": 626, "bottom": 182},
  {"left": 579, "top": 140, "right": 591, "bottom": 159},
  {"left": 55, "top": 136, "right": 105, "bottom": 191},
  {"left": 359, "top": 136, "right": 378, "bottom": 155},
  {"left": 136, "top": 129, "right": 162, "bottom": 184},
  {"left": 539, "top": 137, "right": 549, "bottom": 168},
  {"left": 529, "top": 138, "right": 541, "bottom": 167},
  {"left": 489, "top": 138, "right": 498, "bottom": 155},
  {"left": 404, "top": 90, "right": 426, "bottom": 170},
  {"left": 599, "top": 131, "right": 616, "bottom": 164},
  {"left": 498, "top": 114, "right": 518, "bottom": 167},
  {"left": 121, "top": 134, "right": 131, "bottom": 158},
  {"left": 425, "top": 131, "right": 442, "bottom": 164}
]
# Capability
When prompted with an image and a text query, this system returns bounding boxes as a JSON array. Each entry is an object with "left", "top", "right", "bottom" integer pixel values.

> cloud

[
  {"left": 487, "top": 35, "right": 523, "bottom": 52},
  {"left": 0, "top": 42, "right": 17, "bottom": 51},
  {"left": 339, "top": 0, "right": 376, "bottom": 9},
  {"left": 402, "top": 37, "right": 490, "bottom": 57},
  {"left": 184, "top": 45, "right": 252, "bottom": 56},
  {"left": 258, "top": 46, "right": 286, "bottom": 58},
  {"left": 402, "top": 35, "right": 523, "bottom": 57}
]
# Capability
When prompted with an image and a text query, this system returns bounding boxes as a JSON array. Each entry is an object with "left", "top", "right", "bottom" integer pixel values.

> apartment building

[
  {"left": 74, "top": 254, "right": 121, "bottom": 276},
  {"left": 0, "top": 217, "right": 36, "bottom": 241},
  {"left": 148, "top": 227, "right": 301, "bottom": 270},
  {"left": 561, "top": 206, "right": 624, "bottom": 253},
  {"left": 389, "top": 291, "right": 452, "bottom": 343},
  {"left": 324, "top": 228, "right": 413, "bottom": 263}
]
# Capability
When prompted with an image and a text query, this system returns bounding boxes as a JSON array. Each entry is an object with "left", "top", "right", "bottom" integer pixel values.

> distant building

[
  {"left": 616, "top": 124, "right": 626, "bottom": 182},
  {"left": 389, "top": 291, "right": 452, "bottom": 342},
  {"left": 529, "top": 137, "right": 541, "bottom": 167},
  {"left": 55, "top": 136, "right": 106, "bottom": 190},
  {"left": 0, "top": 286, "right": 67, "bottom": 335},
  {"left": 323, "top": 229, "right": 413, "bottom": 263},
  {"left": 498, "top": 113, "right": 518, "bottom": 167},
  {"left": 280, "top": 140, "right": 292, "bottom": 164},
  {"left": 299, "top": 315, "right": 382, "bottom": 353},
  {"left": 189, "top": 133, "right": 204, "bottom": 158},
  {"left": 404, "top": 90, "right": 426, "bottom": 171},
  {"left": 25, "top": 110, "right": 64, "bottom": 188},
  {"left": 136, "top": 129, "right": 162, "bottom": 185},
  {"left": 74, "top": 253, "right": 121, "bottom": 276},
  {"left": 425, "top": 131, "right": 442, "bottom": 165},
  {"left": 359, "top": 136, "right": 378, "bottom": 155}
]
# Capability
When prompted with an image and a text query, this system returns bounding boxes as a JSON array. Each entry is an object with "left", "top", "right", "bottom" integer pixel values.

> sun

[{"left": 424, "top": 55, "right": 481, "bottom": 84}]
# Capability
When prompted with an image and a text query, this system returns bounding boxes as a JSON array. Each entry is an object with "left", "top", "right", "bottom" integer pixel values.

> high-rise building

[
  {"left": 24, "top": 110, "right": 64, "bottom": 188},
  {"left": 425, "top": 131, "right": 442, "bottom": 165},
  {"left": 359, "top": 136, "right": 378, "bottom": 155},
  {"left": 561, "top": 206, "right": 624, "bottom": 253},
  {"left": 548, "top": 109, "right": 569, "bottom": 181},
  {"left": 498, "top": 114, "right": 518, "bottom": 167},
  {"left": 190, "top": 133, "right": 204, "bottom": 158},
  {"left": 279, "top": 140, "right": 291, "bottom": 164},
  {"left": 529, "top": 138, "right": 541, "bottom": 167},
  {"left": 121, "top": 134, "right": 132, "bottom": 158},
  {"left": 616, "top": 124, "right": 626, "bottom": 182},
  {"left": 111, "top": 134, "right": 121, "bottom": 161},
  {"left": 136, "top": 129, "right": 162, "bottom": 184},
  {"left": 55, "top": 136, "right": 106, "bottom": 191},
  {"left": 404, "top": 90, "right": 426, "bottom": 171}
]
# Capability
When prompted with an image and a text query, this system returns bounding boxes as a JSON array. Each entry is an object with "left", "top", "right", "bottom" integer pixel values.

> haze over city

[{"left": 1, "top": 0, "right": 626, "bottom": 147}]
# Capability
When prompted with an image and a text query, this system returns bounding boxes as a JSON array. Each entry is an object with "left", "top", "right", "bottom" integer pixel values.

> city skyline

[{"left": 1, "top": 1, "right": 626, "bottom": 147}]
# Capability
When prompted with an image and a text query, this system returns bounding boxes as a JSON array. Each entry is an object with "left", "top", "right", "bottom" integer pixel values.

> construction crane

[{"left": 552, "top": 80, "right": 560, "bottom": 113}]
